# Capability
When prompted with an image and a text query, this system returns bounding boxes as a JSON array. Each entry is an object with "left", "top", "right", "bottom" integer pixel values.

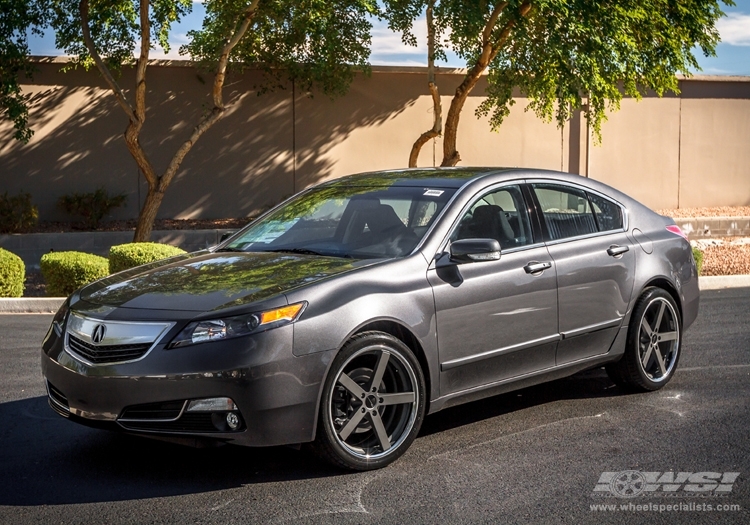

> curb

[
  {"left": 1, "top": 275, "right": 748, "bottom": 313},
  {"left": 0, "top": 297, "right": 65, "bottom": 314},
  {"left": 699, "top": 275, "right": 750, "bottom": 290}
]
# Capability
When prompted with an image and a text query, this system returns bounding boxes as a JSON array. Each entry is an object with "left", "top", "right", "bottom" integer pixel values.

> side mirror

[
  {"left": 450, "top": 238, "right": 501, "bottom": 263},
  {"left": 219, "top": 231, "right": 236, "bottom": 243}
]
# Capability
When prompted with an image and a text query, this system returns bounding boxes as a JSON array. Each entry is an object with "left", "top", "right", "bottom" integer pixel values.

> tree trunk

[
  {"left": 133, "top": 186, "right": 165, "bottom": 241},
  {"left": 441, "top": 70, "right": 483, "bottom": 166},
  {"left": 440, "top": 1, "right": 532, "bottom": 167},
  {"left": 79, "top": 0, "right": 260, "bottom": 243},
  {"left": 408, "top": 0, "right": 441, "bottom": 168}
]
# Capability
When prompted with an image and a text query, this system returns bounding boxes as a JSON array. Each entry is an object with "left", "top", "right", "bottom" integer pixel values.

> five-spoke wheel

[
  {"left": 315, "top": 331, "right": 425, "bottom": 470},
  {"left": 606, "top": 287, "right": 682, "bottom": 391}
]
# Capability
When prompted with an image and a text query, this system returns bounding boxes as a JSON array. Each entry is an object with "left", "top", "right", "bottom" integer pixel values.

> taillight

[{"left": 666, "top": 225, "right": 688, "bottom": 241}]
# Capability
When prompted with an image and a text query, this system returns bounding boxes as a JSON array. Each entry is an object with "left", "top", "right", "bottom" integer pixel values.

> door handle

[
  {"left": 607, "top": 245, "right": 630, "bottom": 257},
  {"left": 524, "top": 261, "right": 552, "bottom": 274}
]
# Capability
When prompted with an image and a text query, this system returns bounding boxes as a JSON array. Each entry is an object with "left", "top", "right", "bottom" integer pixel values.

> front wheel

[
  {"left": 314, "top": 331, "right": 426, "bottom": 470},
  {"left": 606, "top": 287, "right": 682, "bottom": 392}
]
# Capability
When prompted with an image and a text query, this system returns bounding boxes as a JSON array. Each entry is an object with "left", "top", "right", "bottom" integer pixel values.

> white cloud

[
  {"left": 717, "top": 13, "right": 750, "bottom": 46},
  {"left": 370, "top": 19, "right": 428, "bottom": 57}
]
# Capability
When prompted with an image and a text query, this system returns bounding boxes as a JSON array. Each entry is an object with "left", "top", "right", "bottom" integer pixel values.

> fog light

[
  {"left": 226, "top": 412, "right": 240, "bottom": 430},
  {"left": 186, "top": 397, "right": 237, "bottom": 412}
]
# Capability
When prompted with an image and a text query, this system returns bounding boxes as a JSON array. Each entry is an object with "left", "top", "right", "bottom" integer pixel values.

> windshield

[{"left": 224, "top": 185, "right": 455, "bottom": 259}]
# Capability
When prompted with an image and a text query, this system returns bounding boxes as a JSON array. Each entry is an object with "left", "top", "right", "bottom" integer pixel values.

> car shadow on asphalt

[
  {"left": 0, "top": 367, "right": 626, "bottom": 506},
  {"left": 419, "top": 366, "right": 625, "bottom": 437}
]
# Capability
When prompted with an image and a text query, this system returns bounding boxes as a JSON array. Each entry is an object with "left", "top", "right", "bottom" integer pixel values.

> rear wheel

[
  {"left": 314, "top": 331, "right": 426, "bottom": 470},
  {"left": 606, "top": 288, "right": 682, "bottom": 391}
]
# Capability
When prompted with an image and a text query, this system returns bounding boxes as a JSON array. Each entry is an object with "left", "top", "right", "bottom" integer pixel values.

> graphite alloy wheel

[
  {"left": 606, "top": 287, "right": 682, "bottom": 392},
  {"left": 314, "top": 331, "right": 426, "bottom": 471}
]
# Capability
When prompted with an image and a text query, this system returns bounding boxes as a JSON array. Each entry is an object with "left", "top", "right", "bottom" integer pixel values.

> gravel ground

[
  {"left": 656, "top": 206, "right": 750, "bottom": 218},
  {"left": 692, "top": 237, "right": 750, "bottom": 276}
]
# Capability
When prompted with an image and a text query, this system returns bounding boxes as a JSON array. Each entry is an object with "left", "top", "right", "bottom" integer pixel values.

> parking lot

[{"left": 0, "top": 288, "right": 748, "bottom": 524}]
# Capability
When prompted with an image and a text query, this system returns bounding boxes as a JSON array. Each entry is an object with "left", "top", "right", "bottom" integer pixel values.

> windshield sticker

[{"left": 423, "top": 189, "right": 444, "bottom": 197}]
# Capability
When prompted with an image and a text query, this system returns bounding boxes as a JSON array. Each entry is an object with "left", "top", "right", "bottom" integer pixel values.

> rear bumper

[{"left": 41, "top": 323, "right": 333, "bottom": 447}]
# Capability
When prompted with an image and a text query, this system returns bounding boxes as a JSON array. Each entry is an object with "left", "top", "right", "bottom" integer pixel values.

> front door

[{"left": 428, "top": 184, "right": 559, "bottom": 395}]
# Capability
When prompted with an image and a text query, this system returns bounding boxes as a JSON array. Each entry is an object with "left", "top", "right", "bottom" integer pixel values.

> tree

[
  {"left": 0, "top": 0, "right": 48, "bottom": 143},
  {"left": 7, "top": 0, "right": 375, "bottom": 241},
  {"left": 385, "top": 0, "right": 730, "bottom": 167}
]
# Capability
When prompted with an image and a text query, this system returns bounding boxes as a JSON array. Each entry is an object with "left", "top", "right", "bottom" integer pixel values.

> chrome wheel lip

[
  {"left": 328, "top": 344, "right": 419, "bottom": 460},
  {"left": 637, "top": 297, "right": 680, "bottom": 383}
]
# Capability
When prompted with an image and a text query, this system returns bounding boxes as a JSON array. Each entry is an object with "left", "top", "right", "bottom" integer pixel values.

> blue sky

[{"left": 29, "top": 0, "right": 750, "bottom": 76}]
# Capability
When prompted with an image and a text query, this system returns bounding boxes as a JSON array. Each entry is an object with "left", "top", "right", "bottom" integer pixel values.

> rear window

[{"left": 587, "top": 192, "right": 623, "bottom": 231}]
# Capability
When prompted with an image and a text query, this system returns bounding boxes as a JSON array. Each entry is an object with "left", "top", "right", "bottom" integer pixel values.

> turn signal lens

[
  {"left": 260, "top": 303, "right": 305, "bottom": 325},
  {"left": 186, "top": 397, "right": 237, "bottom": 412}
]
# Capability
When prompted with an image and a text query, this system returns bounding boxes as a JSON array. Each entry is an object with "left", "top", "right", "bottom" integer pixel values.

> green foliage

[
  {"left": 0, "top": 191, "right": 39, "bottom": 233},
  {"left": 383, "top": 0, "right": 730, "bottom": 142},
  {"left": 692, "top": 247, "right": 704, "bottom": 276},
  {"left": 109, "top": 242, "right": 187, "bottom": 273},
  {"left": 49, "top": 0, "right": 192, "bottom": 73},
  {"left": 57, "top": 187, "right": 128, "bottom": 229},
  {"left": 185, "top": 0, "right": 377, "bottom": 96},
  {"left": 40, "top": 251, "right": 109, "bottom": 297},
  {"left": 0, "top": 0, "right": 48, "bottom": 142},
  {"left": 0, "top": 248, "right": 25, "bottom": 297}
]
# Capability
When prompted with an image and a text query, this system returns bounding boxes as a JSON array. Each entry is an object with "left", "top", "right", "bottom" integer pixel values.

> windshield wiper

[
  {"left": 265, "top": 248, "right": 327, "bottom": 256},
  {"left": 216, "top": 247, "right": 246, "bottom": 252}
]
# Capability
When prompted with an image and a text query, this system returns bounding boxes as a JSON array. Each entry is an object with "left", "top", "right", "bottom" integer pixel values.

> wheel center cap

[
  {"left": 651, "top": 334, "right": 658, "bottom": 345},
  {"left": 364, "top": 394, "right": 378, "bottom": 409}
]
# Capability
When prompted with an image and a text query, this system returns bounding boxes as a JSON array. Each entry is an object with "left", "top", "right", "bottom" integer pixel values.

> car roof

[
  {"left": 316, "top": 167, "right": 638, "bottom": 209},
  {"left": 318, "top": 167, "right": 514, "bottom": 189}
]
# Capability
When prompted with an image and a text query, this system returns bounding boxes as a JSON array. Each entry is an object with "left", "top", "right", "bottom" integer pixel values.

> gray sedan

[{"left": 41, "top": 168, "right": 699, "bottom": 470}]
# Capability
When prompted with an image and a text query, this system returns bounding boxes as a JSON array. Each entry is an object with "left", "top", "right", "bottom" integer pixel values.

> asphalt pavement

[{"left": 0, "top": 288, "right": 748, "bottom": 524}]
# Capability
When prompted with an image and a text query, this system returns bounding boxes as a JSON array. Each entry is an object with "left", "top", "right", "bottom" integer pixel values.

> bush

[
  {"left": 0, "top": 248, "right": 25, "bottom": 297},
  {"left": 40, "top": 251, "right": 109, "bottom": 297},
  {"left": 692, "top": 247, "right": 704, "bottom": 276},
  {"left": 58, "top": 188, "right": 128, "bottom": 229},
  {"left": 109, "top": 242, "right": 187, "bottom": 273},
  {"left": 0, "top": 191, "right": 39, "bottom": 233}
]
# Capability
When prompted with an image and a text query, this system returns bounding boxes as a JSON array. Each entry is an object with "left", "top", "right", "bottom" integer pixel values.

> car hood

[{"left": 80, "top": 251, "right": 371, "bottom": 312}]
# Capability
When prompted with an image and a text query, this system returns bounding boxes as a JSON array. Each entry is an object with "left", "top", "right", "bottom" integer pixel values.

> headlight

[{"left": 168, "top": 302, "right": 306, "bottom": 348}]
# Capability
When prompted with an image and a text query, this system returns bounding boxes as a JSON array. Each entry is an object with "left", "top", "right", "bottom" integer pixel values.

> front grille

[
  {"left": 120, "top": 401, "right": 186, "bottom": 421},
  {"left": 119, "top": 413, "right": 224, "bottom": 433},
  {"left": 47, "top": 381, "right": 70, "bottom": 416},
  {"left": 67, "top": 334, "right": 152, "bottom": 364}
]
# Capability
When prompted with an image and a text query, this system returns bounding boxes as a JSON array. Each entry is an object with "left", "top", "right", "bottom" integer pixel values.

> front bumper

[{"left": 41, "top": 319, "right": 334, "bottom": 447}]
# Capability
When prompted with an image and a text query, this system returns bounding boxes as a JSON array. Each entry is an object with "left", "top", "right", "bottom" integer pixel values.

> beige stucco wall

[{"left": 1, "top": 60, "right": 748, "bottom": 222}]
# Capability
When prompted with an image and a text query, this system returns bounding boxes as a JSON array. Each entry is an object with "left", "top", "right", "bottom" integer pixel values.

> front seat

[{"left": 470, "top": 205, "right": 515, "bottom": 246}]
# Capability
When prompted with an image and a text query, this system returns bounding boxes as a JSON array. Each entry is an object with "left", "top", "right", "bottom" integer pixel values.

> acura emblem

[{"left": 91, "top": 324, "right": 107, "bottom": 344}]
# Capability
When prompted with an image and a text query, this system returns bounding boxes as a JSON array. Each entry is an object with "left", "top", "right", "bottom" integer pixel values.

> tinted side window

[
  {"left": 453, "top": 185, "right": 533, "bottom": 249},
  {"left": 587, "top": 192, "right": 623, "bottom": 231},
  {"left": 532, "top": 184, "right": 597, "bottom": 241}
]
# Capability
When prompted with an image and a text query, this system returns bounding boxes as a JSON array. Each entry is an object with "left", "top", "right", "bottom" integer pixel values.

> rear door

[{"left": 529, "top": 183, "right": 635, "bottom": 365}]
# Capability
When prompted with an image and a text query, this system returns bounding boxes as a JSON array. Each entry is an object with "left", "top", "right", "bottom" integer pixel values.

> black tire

[
  {"left": 606, "top": 287, "right": 682, "bottom": 392},
  {"left": 313, "top": 331, "right": 426, "bottom": 471}
]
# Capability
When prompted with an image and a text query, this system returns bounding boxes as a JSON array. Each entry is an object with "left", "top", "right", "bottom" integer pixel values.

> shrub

[
  {"left": 692, "top": 247, "right": 704, "bottom": 276},
  {"left": 58, "top": 188, "right": 128, "bottom": 229},
  {"left": 109, "top": 242, "right": 187, "bottom": 273},
  {"left": 0, "top": 248, "right": 25, "bottom": 297},
  {"left": 40, "top": 251, "right": 109, "bottom": 297},
  {"left": 0, "top": 191, "right": 39, "bottom": 233}
]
